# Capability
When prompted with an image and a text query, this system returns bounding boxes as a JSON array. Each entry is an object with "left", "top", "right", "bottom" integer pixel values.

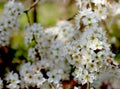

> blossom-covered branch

[{"left": 0, "top": 0, "right": 120, "bottom": 89}]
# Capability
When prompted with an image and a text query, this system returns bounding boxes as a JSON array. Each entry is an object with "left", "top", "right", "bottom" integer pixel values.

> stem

[
  {"left": 25, "top": 11, "right": 31, "bottom": 25},
  {"left": 24, "top": 0, "right": 40, "bottom": 25},
  {"left": 87, "top": 82, "right": 90, "bottom": 89},
  {"left": 33, "top": 34, "right": 41, "bottom": 60},
  {"left": 49, "top": 83, "right": 55, "bottom": 89},
  {"left": 24, "top": 0, "right": 40, "bottom": 13},
  {"left": 79, "top": 0, "right": 82, "bottom": 9},
  {"left": 67, "top": 13, "right": 77, "bottom": 21},
  {"left": 88, "top": 0, "right": 92, "bottom": 9},
  {"left": 33, "top": 0, "right": 38, "bottom": 23}
]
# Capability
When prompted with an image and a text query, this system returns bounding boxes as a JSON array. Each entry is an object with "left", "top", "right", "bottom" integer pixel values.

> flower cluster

[
  {"left": 24, "top": 22, "right": 71, "bottom": 88},
  {"left": 0, "top": 1, "right": 24, "bottom": 46},
  {"left": 5, "top": 71, "right": 21, "bottom": 89},
  {"left": 19, "top": 62, "right": 46, "bottom": 88},
  {"left": 0, "top": 0, "right": 120, "bottom": 89}
]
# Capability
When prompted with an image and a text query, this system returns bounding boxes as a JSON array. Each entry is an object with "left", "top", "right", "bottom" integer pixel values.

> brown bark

[{"left": 32, "top": 0, "right": 38, "bottom": 23}]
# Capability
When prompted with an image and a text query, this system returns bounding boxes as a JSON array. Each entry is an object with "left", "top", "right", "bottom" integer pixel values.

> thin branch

[
  {"left": 33, "top": 0, "right": 38, "bottom": 23},
  {"left": 24, "top": 0, "right": 40, "bottom": 25},
  {"left": 25, "top": 11, "right": 31, "bottom": 25},
  {"left": 33, "top": 34, "right": 41, "bottom": 60},
  {"left": 67, "top": 12, "right": 78, "bottom": 21},
  {"left": 87, "top": 82, "right": 90, "bottom": 89},
  {"left": 67, "top": 14, "right": 76, "bottom": 21},
  {"left": 88, "top": 0, "right": 92, "bottom": 9},
  {"left": 24, "top": 0, "right": 40, "bottom": 13},
  {"left": 49, "top": 83, "right": 55, "bottom": 89}
]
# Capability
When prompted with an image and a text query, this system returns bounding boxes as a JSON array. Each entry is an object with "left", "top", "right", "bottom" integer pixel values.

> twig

[
  {"left": 49, "top": 83, "right": 55, "bottom": 89},
  {"left": 24, "top": 0, "right": 40, "bottom": 13},
  {"left": 88, "top": 0, "right": 92, "bottom": 9},
  {"left": 33, "top": 34, "right": 41, "bottom": 60},
  {"left": 24, "top": 11, "right": 31, "bottom": 25},
  {"left": 24, "top": 0, "right": 40, "bottom": 25},
  {"left": 67, "top": 12, "right": 78, "bottom": 21},
  {"left": 67, "top": 14, "right": 76, "bottom": 21},
  {"left": 33, "top": 0, "right": 38, "bottom": 23},
  {"left": 87, "top": 82, "right": 90, "bottom": 89}
]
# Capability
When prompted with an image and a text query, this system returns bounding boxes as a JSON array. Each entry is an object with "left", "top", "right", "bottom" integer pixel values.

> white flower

[
  {"left": 34, "top": 73, "right": 46, "bottom": 88},
  {"left": 86, "top": 62, "right": 98, "bottom": 72},
  {"left": 25, "top": 23, "right": 44, "bottom": 46},
  {"left": 0, "top": 1, "right": 23, "bottom": 46},
  {"left": 72, "top": 54, "right": 82, "bottom": 67},
  {"left": 46, "top": 20, "right": 75, "bottom": 42},
  {"left": 91, "top": 0, "right": 107, "bottom": 5},
  {"left": 81, "top": 70, "right": 95, "bottom": 84},
  {"left": 19, "top": 62, "right": 35, "bottom": 77},
  {"left": 5, "top": 71, "right": 21, "bottom": 89},
  {"left": 82, "top": 13, "right": 98, "bottom": 26},
  {"left": 4, "top": 1, "right": 24, "bottom": 17},
  {"left": 28, "top": 47, "right": 36, "bottom": 61},
  {"left": 23, "top": 73, "right": 35, "bottom": 86},
  {"left": 47, "top": 70, "right": 61, "bottom": 84},
  {"left": 88, "top": 38, "right": 103, "bottom": 50},
  {"left": 95, "top": 4, "right": 107, "bottom": 19},
  {"left": 14, "top": 2, "right": 24, "bottom": 15},
  {"left": 79, "top": 8, "right": 93, "bottom": 17},
  {"left": 73, "top": 67, "right": 83, "bottom": 79}
]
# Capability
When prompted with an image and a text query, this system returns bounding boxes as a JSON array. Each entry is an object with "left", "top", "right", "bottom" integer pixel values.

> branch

[
  {"left": 87, "top": 82, "right": 90, "bottom": 89},
  {"left": 25, "top": 11, "right": 31, "bottom": 25},
  {"left": 49, "top": 83, "right": 55, "bottom": 89},
  {"left": 67, "top": 13, "right": 77, "bottom": 21},
  {"left": 24, "top": 0, "right": 40, "bottom": 25},
  {"left": 24, "top": 0, "right": 40, "bottom": 13},
  {"left": 88, "top": 0, "right": 92, "bottom": 8}
]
